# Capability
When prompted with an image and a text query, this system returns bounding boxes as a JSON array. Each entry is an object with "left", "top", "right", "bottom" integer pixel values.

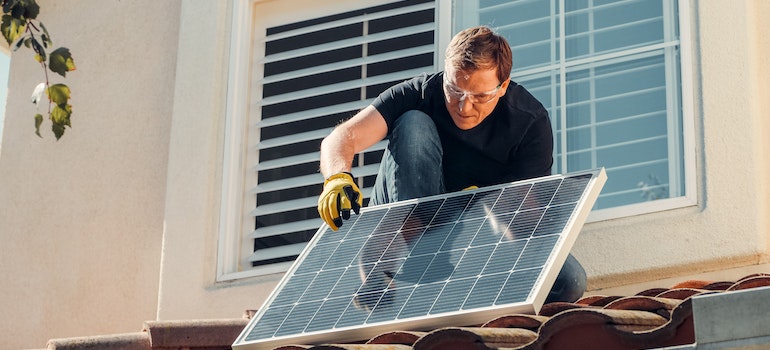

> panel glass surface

[{"left": 237, "top": 170, "right": 605, "bottom": 348}]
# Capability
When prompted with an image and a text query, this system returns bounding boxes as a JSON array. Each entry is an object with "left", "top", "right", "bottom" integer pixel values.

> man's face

[{"left": 443, "top": 67, "right": 510, "bottom": 130}]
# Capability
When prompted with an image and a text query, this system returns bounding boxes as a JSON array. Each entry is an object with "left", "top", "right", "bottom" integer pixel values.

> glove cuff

[{"left": 324, "top": 172, "right": 354, "bottom": 185}]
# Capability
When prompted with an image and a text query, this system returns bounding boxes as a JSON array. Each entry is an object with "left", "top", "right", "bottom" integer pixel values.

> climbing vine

[{"left": 2, "top": 0, "right": 76, "bottom": 139}]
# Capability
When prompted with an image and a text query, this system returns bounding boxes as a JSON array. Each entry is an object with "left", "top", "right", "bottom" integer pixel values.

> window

[
  {"left": 218, "top": 0, "right": 694, "bottom": 279},
  {"left": 454, "top": 0, "right": 695, "bottom": 219}
]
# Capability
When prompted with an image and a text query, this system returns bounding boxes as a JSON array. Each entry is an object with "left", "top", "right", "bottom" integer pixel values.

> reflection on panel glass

[{"left": 241, "top": 171, "right": 600, "bottom": 345}]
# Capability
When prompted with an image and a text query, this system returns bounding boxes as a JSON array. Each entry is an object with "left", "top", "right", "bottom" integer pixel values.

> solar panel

[{"left": 234, "top": 168, "right": 607, "bottom": 349}]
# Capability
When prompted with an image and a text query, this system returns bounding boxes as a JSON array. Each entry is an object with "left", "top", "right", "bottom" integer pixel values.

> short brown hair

[{"left": 444, "top": 26, "right": 512, "bottom": 83}]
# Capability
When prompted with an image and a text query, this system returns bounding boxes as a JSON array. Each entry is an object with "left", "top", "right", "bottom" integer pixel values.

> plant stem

[{"left": 24, "top": 19, "right": 52, "bottom": 114}]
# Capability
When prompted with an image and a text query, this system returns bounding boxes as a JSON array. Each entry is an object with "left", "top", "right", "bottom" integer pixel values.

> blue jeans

[
  {"left": 370, "top": 110, "right": 445, "bottom": 205},
  {"left": 370, "top": 110, "right": 587, "bottom": 303}
]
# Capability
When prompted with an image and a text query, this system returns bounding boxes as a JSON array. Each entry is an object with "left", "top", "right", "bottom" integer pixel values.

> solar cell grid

[{"left": 235, "top": 169, "right": 606, "bottom": 349}]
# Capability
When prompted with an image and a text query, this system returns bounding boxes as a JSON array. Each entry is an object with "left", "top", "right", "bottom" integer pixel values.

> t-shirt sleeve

[{"left": 371, "top": 74, "right": 425, "bottom": 132}]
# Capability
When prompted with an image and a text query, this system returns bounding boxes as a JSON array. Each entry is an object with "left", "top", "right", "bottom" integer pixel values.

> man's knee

[
  {"left": 388, "top": 110, "right": 442, "bottom": 166},
  {"left": 392, "top": 110, "right": 438, "bottom": 141},
  {"left": 545, "top": 254, "right": 587, "bottom": 303},
  {"left": 370, "top": 110, "right": 444, "bottom": 204}
]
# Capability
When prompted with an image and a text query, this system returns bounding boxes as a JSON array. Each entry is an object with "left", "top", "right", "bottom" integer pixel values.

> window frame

[{"left": 217, "top": 0, "right": 261, "bottom": 281}]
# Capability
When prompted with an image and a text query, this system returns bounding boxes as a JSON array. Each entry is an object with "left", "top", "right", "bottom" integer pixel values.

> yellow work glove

[{"left": 318, "top": 172, "right": 363, "bottom": 231}]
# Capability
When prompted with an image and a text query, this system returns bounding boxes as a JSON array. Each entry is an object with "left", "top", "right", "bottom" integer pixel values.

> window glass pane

[
  {"left": 566, "top": 0, "right": 665, "bottom": 60},
  {"left": 453, "top": 0, "right": 686, "bottom": 212},
  {"left": 482, "top": 2, "right": 556, "bottom": 72}
]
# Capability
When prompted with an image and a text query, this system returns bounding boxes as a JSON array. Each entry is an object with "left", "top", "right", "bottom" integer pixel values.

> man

[{"left": 317, "top": 26, "right": 586, "bottom": 303}]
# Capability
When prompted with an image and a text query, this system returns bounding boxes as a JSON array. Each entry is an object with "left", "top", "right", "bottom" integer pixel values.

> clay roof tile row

[
  {"left": 42, "top": 273, "right": 770, "bottom": 350},
  {"left": 267, "top": 273, "right": 770, "bottom": 350}
]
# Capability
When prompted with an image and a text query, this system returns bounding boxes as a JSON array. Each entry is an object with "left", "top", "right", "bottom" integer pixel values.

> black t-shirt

[{"left": 372, "top": 72, "right": 553, "bottom": 192}]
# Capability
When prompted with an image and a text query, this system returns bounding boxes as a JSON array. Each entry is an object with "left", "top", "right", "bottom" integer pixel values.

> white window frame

[
  {"left": 217, "top": 0, "right": 259, "bottom": 281},
  {"left": 216, "top": 0, "right": 697, "bottom": 281}
]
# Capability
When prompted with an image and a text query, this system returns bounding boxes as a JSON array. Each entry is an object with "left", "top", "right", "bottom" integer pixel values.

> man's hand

[{"left": 318, "top": 172, "right": 363, "bottom": 230}]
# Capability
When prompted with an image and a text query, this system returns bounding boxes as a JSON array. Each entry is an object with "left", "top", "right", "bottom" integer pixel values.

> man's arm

[
  {"left": 317, "top": 105, "right": 388, "bottom": 230},
  {"left": 320, "top": 105, "right": 389, "bottom": 177}
]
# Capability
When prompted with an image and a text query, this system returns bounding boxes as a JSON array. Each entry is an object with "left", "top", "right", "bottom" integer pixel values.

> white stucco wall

[
  {"left": 154, "top": 0, "right": 275, "bottom": 321},
  {"left": 0, "top": 1, "right": 181, "bottom": 348}
]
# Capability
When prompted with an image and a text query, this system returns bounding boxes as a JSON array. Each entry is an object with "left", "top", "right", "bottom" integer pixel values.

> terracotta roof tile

[
  {"left": 39, "top": 272, "right": 770, "bottom": 350},
  {"left": 537, "top": 302, "right": 587, "bottom": 317},
  {"left": 413, "top": 327, "right": 538, "bottom": 350},
  {"left": 481, "top": 314, "right": 548, "bottom": 330},
  {"left": 366, "top": 331, "right": 426, "bottom": 345},
  {"left": 531, "top": 307, "right": 671, "bottom": 349},
  {"left": 603, "top": 296, "right": 679, "bottom": 313},
  {"left": 255, "top": 273, "right": 769, "bottom": 350},
  {"left": 634, "top": 287, "right": 669, "bottom": 297},
  {"left": 727, "top": 275, "right": 770, "bottom": 290},
  {"left": 671, "top": 279, "right": 712, "bottom": 289},
  {"left": 574, "top": 294, "right": 622, "bottom": 307},
  {"left": 700, "top": 281, "right": 734, "bottom": 290},
  {"left": 653, "top": 287, "right": 706, "bottom": 300}
]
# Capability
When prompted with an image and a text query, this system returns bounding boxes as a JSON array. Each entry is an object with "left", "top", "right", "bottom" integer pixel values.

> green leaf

[
  {"left": 5, "top": 0, "right": 39, "bottom": 20},
  {"left": 50, "top": 104, "right": 71, "bottom": 140},
  {"left": 8, "top": 2, "right": 24, "bottom": 18},
  {"left": 49, "top": 47, "right": 75, "bottom": 77},
  {"left": 2, "top": 0, "right": 20, "bottom": 14},
  {"left": 51, "top": 103, "right": 72, "bottom": 126},
  {"left": 12, "top": 33, "right": 26, "bottom": 50},
  {"left": 20, "top": 0, "right": 40, "bottom": 20},
  {"left": 39, "top": 21, "right": 51, "bottom": 47},
  {"left": 52, "top": 122, "right": 65, "bottom": 140},
  {"left": 1, "top": 14, "right": 26, "bottom": 45},
  {"left": 46, "top": 84, "right": 70, "bottom": 105},
  {"left": 29, "top": 36, "right": 44, "bottom": 60},
  {"left": 34, "top": 113, "right": 43, "bottom": 137}
]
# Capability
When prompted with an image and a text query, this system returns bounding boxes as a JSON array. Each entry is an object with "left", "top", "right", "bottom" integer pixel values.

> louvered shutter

[{"left": 249, "top": 0, "right": 436, "bottom": 267}]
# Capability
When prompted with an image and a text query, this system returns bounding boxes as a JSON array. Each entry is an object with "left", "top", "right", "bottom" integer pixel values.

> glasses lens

[
  {"left": 470, "top": 92, "right": 496, "bottom": 104},
  {"left": 443, "top": 79, "right": 500, "bottom": 104},
  {"left": 444, "top": 83, "right": 462, "bottom": 100}
]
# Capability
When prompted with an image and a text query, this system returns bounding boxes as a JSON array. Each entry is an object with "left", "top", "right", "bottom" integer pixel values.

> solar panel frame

[{"left": 234, "top": 168, "right": 607, "bottom": 350}]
